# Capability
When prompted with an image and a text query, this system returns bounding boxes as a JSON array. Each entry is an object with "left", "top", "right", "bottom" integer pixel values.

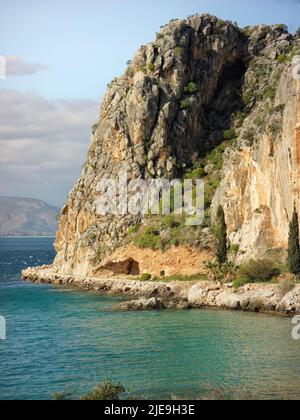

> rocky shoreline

[{"left": 22, "top": 266, "right": 300, "bottom": 316}]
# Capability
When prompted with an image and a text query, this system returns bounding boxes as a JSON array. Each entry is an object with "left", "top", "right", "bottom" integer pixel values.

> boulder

[{"left": 115, "top": 297, "right": 165, "bottom": 311}]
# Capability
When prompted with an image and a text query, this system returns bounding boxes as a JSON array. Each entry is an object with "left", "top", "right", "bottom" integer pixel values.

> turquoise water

[{"left": 0, "top": 237, "right": 300, "bottom": 400}]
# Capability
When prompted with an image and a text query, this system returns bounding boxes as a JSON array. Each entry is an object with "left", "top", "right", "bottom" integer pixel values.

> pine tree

[
  {"left": 288, "top": 208, "right": 300, "bottom": 275},
  {"left": 216, "top": 205, "right": 228, "bottom": 266}
]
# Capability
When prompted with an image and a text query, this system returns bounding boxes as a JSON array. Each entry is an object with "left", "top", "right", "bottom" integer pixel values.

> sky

[{"left": 0, "top": 0, "right": 299, "bottom": 207}]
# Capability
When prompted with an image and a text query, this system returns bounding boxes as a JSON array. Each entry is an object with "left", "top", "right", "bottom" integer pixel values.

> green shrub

[
  {"left": 216, "top": 19, "right": 226, "bottom": 27},
  {"left": 174, "top": 47, "right": 182, "bottom": 58},
  {"left": 243, "top": 92, "right": 253, "bottom": 107},
  {"left": 288, "top": 208, "right": 300, "bottom": 275},
  {"left": 185, "top": 165, "right": 206, "bottom": 180},
  {"left": 81, "top": 380, "right": 125, "bottom": 401},
  {"left": 215, "top": 206, "right": 228, "bottom": 265},
  {"left": 145, "top": 227, "right": 160, "bottom": 236},
  {"left": 180, "top": 99, "right": 191, "bottom": 110},
  {"left": 237, "top": 259, "right": 280, "bottom": 283},
  {"left": 184, "top": 82, "right": 198, "bottom": 94},
  {"left": 148, "top": 63, "right": 155, "bottom": 72},
  {"left": 127, "top": 225, "right": 139, "bottom": 235},
  {"left": 264, "top": 86, "right": 276, "bottom": 100},
  {"left": 230, "top": 244, "right": 240, "bottom": 255},
  {"left": 139, "top": 65, "right": 147, "bottom": 74},
  {"left": 254, "top": 116, "right": 264, "bottom": 126},
  {"left": 156, "top": 33, "right": 164, "bottom": 40},
  {"left": 296, "top": 27, "right": 300, "bottom": 37},
  {"left": 233, "top": 277, "right": 248, "bottom": 289},
  {"left": 277, "top": 54, "right": 288, "bottom": 63},
  {"left": 134, "top": 231, "right": 162, "bottom": 250},
  {"left": 161, "top": 215, "right": 180, "bottom": 229},
  {"left": 223, "top": 129, "right": 236, "bottom": 141},
  {"left": 140, "top": 273, "right": 152, "bottom": 281},
  {"left": 52, "top": 389, "right": 72, "bottom": 401},
  {"left": 276, "top": 24, "right": 288, "bottom": 31}
]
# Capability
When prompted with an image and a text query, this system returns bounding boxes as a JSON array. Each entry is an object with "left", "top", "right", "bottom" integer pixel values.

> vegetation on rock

[
  {"left": 288, "top": 208, "right": 300, "bottom": 275},
  {"left": 184, "top": 82, "right": 198, "bottom": 94},
  {"left": 81, "top": 380, "right": 126, "bottom": 401},
  {"left": 53, "top": 380, "right": 127, "bottom": 401},
  {"left": 235, "top": 259, "right": 281, "bottom": 287},
  {"left": 215, "top": 206, "right": 228, "bottom": 265},
  {"left": 139, "top": 273, "right": 152, "bottom": 281}
]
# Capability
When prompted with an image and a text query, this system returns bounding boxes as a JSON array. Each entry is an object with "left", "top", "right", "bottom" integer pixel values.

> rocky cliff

[
  {"left": 49, "top": 15, "right": 300, "bottom": 277},
  {"left": 213, "top": 27, "right": 300, "bottom": 263}
]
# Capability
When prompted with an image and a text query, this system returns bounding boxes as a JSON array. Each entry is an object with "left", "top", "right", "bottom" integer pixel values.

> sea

[{"left": 0, "top": 237, "right": 300, "bottom": 400}]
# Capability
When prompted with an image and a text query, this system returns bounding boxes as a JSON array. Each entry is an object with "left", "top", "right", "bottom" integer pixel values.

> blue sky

[
  {"left": 0, "top": 0, "right": 299, "bottom": 206},
  {"left": 1, "top": 0, "right": 299, "bottom": 100}
]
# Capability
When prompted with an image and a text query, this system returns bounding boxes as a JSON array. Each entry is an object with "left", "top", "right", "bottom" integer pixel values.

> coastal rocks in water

[
  {"left": 22, "top": 267, "right": 300, "bottom": 316},
  {"left": 187, "top": 282, "right": 222, "bottom": 306},
  {"left": 115, "top": 297, "right": 165, "bottom": 311},
  {"left": 276, "top": 287, "right": 300, "bottom": 314},
  {"left": 215, "top": 290, "right": 242, "bottom": 310}
]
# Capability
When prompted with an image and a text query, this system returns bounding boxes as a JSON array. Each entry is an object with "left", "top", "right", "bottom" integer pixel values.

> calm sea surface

[{"left": 0, "top": 237, "right": 299, "bottom": 400}]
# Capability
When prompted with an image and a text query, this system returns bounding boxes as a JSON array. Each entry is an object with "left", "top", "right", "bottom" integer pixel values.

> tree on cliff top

[
  {"left": 288, "top": 208, "right": 300, "bottom": 275},
  {"left": 216, "top": 205, "right": 228, "bottom": 266}
]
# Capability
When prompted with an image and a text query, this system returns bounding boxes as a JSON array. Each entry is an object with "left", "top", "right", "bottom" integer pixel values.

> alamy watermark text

[{"left": 94, "top": 174, "right": 204, "bottom": 226}]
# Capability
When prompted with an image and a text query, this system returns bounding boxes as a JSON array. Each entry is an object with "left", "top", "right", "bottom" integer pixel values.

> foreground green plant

[
  {"left": 81, "top": 380, "right": 125, "bottom": 401},
  {"left": 53, "top": 379, "right": 128, "bottom": 401}
]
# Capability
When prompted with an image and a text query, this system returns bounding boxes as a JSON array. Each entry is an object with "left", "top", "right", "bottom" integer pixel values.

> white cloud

[
  {"left": 0, "top": 89, "right": 99, "bottom": 206},
  {"left": 5, "top": 56, "right": 48, "bottom": 77}
]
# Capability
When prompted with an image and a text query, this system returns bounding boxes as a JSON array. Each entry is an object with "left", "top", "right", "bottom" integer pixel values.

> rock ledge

[{"left": 22, "top": 266, "right": 300, "bottom": 316}]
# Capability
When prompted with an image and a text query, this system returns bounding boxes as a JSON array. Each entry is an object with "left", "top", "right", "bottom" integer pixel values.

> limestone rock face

[
  {"left": 51, "top": 15, "right": 300, "bottom": 276},
  {"left": 213, "top": 52, "right": 300, "bottom": 262}
]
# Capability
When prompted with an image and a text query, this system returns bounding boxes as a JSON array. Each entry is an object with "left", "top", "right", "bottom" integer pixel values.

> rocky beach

[{"left": 22, "top": 266, "right": 300, "bottom": 316}]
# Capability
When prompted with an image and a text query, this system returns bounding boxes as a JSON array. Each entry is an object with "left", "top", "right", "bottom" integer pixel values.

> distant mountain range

[{"left": 0, "top": 197, "right": 59, "bottom": 237}]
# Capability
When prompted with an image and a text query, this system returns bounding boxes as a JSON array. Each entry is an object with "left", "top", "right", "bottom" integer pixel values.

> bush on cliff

[
  {"left": 184, "top": 82, "right": 198, "bottom": 94},
  {"left": 134, "top": 228, "right": 162, "bottom": 250},
  {"left": 140, "top": 273, "right": 152, "bottom": 281},
  {"left": 237, "top": 259, "right": 280, "bottom": 284},
  {"left": 223, "top": 129, "right": 237, "bottom": 141}
]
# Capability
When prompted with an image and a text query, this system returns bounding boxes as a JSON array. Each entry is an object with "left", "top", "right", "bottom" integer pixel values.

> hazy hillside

[{"left": 0, "top": 197, "right": 59, "bottom": 236}]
